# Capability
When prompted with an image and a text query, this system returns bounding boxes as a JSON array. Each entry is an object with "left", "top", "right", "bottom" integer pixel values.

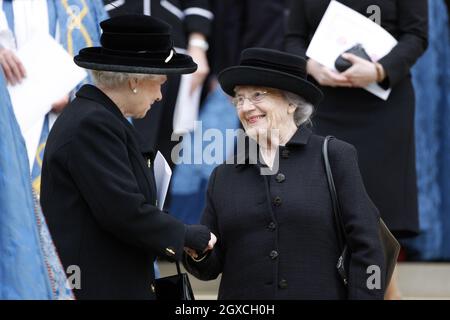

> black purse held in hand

[
  {"left": 154, "top": 261, "right": 195, "bottom": 300},
  {"left": 335, "top": 43, "right": 372, "bottom": 72},
  {"left": 322, "top": 136, "right": 400, "bottom": 287}
]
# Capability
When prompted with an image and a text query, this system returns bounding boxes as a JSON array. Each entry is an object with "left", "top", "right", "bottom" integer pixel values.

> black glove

[{"left": 184, "top": 225, "right": 210, "bottom": 252}]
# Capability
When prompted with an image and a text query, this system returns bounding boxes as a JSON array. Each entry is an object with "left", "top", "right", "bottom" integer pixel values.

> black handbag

[
  {"left": 154, "top": 261, "right": 195, "bottom": 300},
  {"left": 322, "top": 136, "right": 400, "bottom": 287},
  {"left": 335, "top": 43, "right": 372, "bottom": 72}
]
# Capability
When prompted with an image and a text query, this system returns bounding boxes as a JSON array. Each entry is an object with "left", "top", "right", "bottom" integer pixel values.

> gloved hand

[{"left": 184, "top": 224, "right": 211, "bottom": 253}]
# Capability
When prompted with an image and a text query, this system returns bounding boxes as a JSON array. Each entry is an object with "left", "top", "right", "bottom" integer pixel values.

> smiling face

[
  {"left": 128, "top": 75, "right": 167, "bottom": 119},
  {"left": 233, "top": 86, "right": 297, "bottom": 144}
]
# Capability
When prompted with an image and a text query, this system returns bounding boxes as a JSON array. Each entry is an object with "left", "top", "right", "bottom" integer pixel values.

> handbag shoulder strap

[{"left": 322, "top": 136, "right": 347, "bottom": 252}]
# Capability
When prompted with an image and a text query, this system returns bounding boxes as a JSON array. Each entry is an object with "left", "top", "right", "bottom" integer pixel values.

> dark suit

[
  {"left": 40, "top": 85, "right": 186, "bottom": 299},
  {"left": 184, "top": 126, "right": 386, "bottom": 299},
  {"left": 209, "top": 0, "right": 289, "bottom": 73},
  {"left": 285, "top": 0, "right": 429, "bottom": 237}
]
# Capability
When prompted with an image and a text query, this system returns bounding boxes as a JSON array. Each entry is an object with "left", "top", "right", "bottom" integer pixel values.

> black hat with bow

[{"left": 74, "top": 14, "right": 197, "bottom": 74}]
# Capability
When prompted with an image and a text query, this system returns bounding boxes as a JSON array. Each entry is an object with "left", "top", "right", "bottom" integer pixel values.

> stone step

[
  {"left": 158, "top": 262, "right": 450, "bottom": 300},
  {"left": 397, "top": 263, "right": 450, "bottom": 299}
]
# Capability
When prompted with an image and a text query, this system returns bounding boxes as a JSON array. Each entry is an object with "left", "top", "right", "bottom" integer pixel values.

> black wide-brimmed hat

[
  {"left": 218, "top": 48, "right": 323, "bottom": 106},
  {"left": 74, "top": 15, "right": 197, "bottom": 74}
]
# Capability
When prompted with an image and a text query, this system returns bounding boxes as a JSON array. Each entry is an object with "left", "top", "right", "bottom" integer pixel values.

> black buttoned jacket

[
  {"left": 40, "top": 85, "right": 186, "bottom": 299},
  {"left": 184, "top": 126, "right": 386, "bottom": 300}
]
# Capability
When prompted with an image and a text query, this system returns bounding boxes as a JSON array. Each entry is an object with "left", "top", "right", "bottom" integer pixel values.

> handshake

[{"left": 183, "top": 225, "right": 217, "bottom": 260}]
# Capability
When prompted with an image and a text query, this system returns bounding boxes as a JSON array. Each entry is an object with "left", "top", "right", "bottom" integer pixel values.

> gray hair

[
  {"left": 281, "top": 90, "right": 314, "bottom": 127},
  {"left": 90, "top": 70, "right": 159, "bottom": 89}
]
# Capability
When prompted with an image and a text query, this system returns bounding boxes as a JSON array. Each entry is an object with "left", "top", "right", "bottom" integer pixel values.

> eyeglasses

[{"left": 232, "top": 91, "right": 270, "bottom": 108}]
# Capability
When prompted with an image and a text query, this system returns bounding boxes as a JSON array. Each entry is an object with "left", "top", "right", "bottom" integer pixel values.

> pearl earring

[
  {"left": 288, "top": 104, "right": 295, "bottom": 114},
  {"left": 132, "top": 88, "right": 138, "bottom": 94}
]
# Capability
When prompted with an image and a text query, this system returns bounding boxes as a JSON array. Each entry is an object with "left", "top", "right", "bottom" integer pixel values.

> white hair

[
  {"left": 90, "top": 70, "right": 159, "bottom": 89},
  {"left": 281, "top": 90, "right": 314, "bottom": 127}
]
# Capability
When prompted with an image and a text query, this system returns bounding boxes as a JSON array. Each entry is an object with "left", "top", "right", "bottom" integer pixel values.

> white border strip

[
  {"left": 184, "top": 7, "right": 214, "bottom": 20},
  {"left": 104, "top": 0, "right": 125, "bottom": 11},
  {"left": 160, "top": 0, "right": 184, "bottom": 19},
  {"left": 143, "top": 0, "right": 151, "bottom": 15},
  {"left": 174, "top": 46, "right": 187, "bottom": 54}
]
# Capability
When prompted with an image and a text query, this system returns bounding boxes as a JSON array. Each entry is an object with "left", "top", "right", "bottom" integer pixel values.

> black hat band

[
  {"left": 96, "top": 47, "right": 176, "bottom": 65},
  {"left": 101, "top": 31, "right": 172, "bottom": 52},
  {"left": 77, "top": 47, "right": 193, "bottom": 66},
  {"left": 241, "top": 58, "right": 307, "bottom": 79}
]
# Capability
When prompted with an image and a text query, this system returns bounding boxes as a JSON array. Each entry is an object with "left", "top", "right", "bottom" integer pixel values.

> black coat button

[
  {"left": 273, "top": 196, "right": 282, "bottom": 206},
  {"left": 275, "top": 173, "right": 285, "bottom": 183},
  {"left": 268, "top": 222, "right": 276, "bottom": 231},
  {"left": 269, "top": 250, "right": 279, "bottom": 259},
  {"left": 279, "top": 279, "right": 288, "bottom": 289}
]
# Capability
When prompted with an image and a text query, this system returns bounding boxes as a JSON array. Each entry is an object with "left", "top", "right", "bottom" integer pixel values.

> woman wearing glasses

[{"left": 183, "top": 48, "right": 386, "bottom": 300}]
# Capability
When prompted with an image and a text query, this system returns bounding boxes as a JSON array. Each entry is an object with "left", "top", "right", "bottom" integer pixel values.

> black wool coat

[
  {"left": 285, "top": 0, "right": 429, "bottom": 237},
  {"left": 40, "top": 85, "right": 186, "bottom": 300},
  {"left": 184, "top": 127, "right": 386, "bottom": 300}
]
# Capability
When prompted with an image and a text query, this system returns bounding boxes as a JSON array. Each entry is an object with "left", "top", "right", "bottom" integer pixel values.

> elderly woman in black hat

[
  {"left": 183, "top": 48, "right": 386, "bottom": 300},
  {"left": 40, "top": 15, "right": 216, "bottom": 300}
]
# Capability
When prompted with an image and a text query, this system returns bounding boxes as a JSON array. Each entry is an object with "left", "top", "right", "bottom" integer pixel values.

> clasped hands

[
  {"left": 184, "top": 232, "right": 217, "bottom": 260},
  {"left": 307, "top": 54, "right": 383, "bottom": 88}
]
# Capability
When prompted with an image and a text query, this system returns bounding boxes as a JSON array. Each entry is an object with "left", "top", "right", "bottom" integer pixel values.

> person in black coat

[
  {"left": 284, "top": 0, "right": 428, "bottom": 299},
  {"left": 40, "top": 15, "right": 216, "bottom": 300},
  {"left": 285, "top": 0, "right": 427, "bottom": 238},
  {"left": 183, "top": 48, "right": 386, "bottom": 300}
]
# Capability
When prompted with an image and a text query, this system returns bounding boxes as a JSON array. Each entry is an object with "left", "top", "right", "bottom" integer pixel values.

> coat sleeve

[
  {"left": 183, "top": 166, "right": 224, "bottom": 280},
  {"left": 329, "top": 140, "right": 386, "bottom": 300},
  {"left": 378, "top": 0, "right": 428, "bottom": 88},
  {"left": 181, "top": 0, "right": 213, "bottom": 37},
  {"left": 67, "top": 110, "right": 186, "bottom": 261},
  {"left": 284, "top": 0, "right": 309, "bottom": 56}
]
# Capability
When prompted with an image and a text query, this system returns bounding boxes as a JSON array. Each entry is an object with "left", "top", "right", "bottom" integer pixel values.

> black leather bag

[
  {"left": 322, "top": 136, "right": 400, "bottom": 287},
  {"left": 154, "top": 261, "right": 195, "bottom": 300},
  {"left": 335, "top": 43, "right": 372, "bottom": 72}
]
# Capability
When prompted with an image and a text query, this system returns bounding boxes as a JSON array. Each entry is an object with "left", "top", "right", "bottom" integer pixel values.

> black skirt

[{"left": 311, "top": 77, "right": 419, "bottom": 238}]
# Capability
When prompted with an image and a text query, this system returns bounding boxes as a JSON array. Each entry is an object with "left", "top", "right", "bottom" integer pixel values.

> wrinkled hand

[
  {"left": 187, "top": 45, "right": 209, "bottom": 95},
  {"left": 307, "top": 58, "right": 352, "bottom": 88},
  {"left": 341, "top": 53, "right": 378, "bottom": 88},
  {"left": 51, "top": 94, "right": 70, "bottom": 113},
  {"left": 0, "top": 48, "right": 26, "bottom": 85},
  {"left": 184, "top": 232, "right": 217, "bottom": 259}
]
